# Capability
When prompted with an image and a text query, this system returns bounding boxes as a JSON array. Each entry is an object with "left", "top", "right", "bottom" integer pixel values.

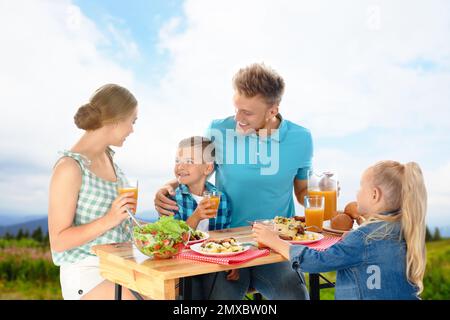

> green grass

[
  {"left": 0, "top": 238, "right": 43, "bottom": 249},
  {"left": 0, "top": 239, "right": 61, "bottom": 300},
  {"left": 0, "top": 239, "right": 449, "bottom": 300},
  {"left": 0, "top": 280, "right": 61, "bottom": 300},
  {"left": 422, "top": 239, "right": 450, "bottom": 300}
]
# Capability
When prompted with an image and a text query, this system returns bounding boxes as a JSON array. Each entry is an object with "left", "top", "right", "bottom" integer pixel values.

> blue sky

[
  {"left": 73, "top": 0, "right": 185, "bottom": 82},
  {"left": 0, "top": 0, "right": 449, "bottom": 231}
]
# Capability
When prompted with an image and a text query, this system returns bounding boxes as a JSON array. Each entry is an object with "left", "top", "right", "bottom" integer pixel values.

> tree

[
  {"left": 32, "top": 227, "right": 44, "bottom": 243},
  {"left": 44, "top": 231, "right": 50, "bottom": 246},
  {"left": 3, "top": 232, "right": 13, "bottom": 240},
  {"left": 425, "top": 226, "right": 433, "bottom": 242},
  {"left": 433, "top": 227, "right": 442, "bottom": 241},
  {"left": 16, "top": 229, "right": 24, "bottom": 240}
]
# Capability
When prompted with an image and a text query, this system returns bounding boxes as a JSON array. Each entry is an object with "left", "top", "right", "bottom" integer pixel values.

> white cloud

[
  {"left": 155, "top": 0, "right": 450, "bottom": 138},
  {"left": 0, "top": 0, "right": 137, "bottom": 164},
  {"left": 0, "top": 0, "right": 137, "bottom": 211},
  {"left": 0, "top": 0, "right": 449, "bottom": 228},
  {"left": 425, "top": 162, "right": 450, "bottom": 226},
  {"left": 104, "top": 16, "right": 141, "bottom": 61},
  {"left": 151, "top": 0, "right": 450, "bottom": 226}
]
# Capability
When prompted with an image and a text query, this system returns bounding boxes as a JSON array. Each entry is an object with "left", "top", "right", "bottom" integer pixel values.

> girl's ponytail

[{"left": 401, "top": 162, "right": 427, "bottom": 295}]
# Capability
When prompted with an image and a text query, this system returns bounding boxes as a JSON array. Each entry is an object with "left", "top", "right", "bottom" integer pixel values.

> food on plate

[
  {"left": 273, "top": 216, "right": 321, "bottom": 241},
  {"left": 274, "top": 216, "right": 305, "bottom": 239},
  {"left": 189, "top": 229, "right": 207, "bottom": 241},
  {"left": 133, "top": 216, "right": 190, "bottom": 259},
  {"left": 344, "top": 201, "right": 360, "bottom": 219},
  {"left": 293, "top": 216, "right": 305, "bottom": 222},
  {"left": 200, "top": 238, "right": 245, "bottom": 253},
  {"left": 330, "top": 213, "right": 354, "bottom": 231}
]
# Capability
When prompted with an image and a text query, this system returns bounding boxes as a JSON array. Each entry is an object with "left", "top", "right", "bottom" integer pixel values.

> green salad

[{"left": 133, "top": 216, "right": 190, "bottom": 257}]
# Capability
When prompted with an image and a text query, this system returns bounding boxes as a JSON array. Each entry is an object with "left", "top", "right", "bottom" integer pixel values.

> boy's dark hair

[{"left": 178, "top": 136, "right": 215, "bottom": 163}]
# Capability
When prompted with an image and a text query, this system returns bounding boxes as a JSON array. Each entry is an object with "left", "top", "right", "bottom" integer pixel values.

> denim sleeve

[{"left": 289, "top": 230, "right": 365, "bottom": 273}]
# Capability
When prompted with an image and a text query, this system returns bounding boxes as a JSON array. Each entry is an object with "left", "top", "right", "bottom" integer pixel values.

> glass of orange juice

[
  {"left": 203, "top": 190, "right": 220, "bottom": 217},
  {"left": 304, "top": 195, "right": 325, "bottom": 233},
  {"left": 117, "top": 178, "right": 138, "bottom": 214}
]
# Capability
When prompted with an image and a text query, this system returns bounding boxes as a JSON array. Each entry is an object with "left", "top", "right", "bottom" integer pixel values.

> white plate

[
  {"left": 189, "top": 242, "right": 250, "bottom": 257},
  {"left": 187, "top": 231, "right": 210, "bottom": 246},
  {"left": 285, "top": 231, "right": 324, "bottom": 244},
  {"left": 322, "top": 220, "right": 358, "bottom": 235}
]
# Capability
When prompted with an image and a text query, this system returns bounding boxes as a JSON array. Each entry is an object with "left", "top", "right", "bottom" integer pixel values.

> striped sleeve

[{"left": 215, "top": 192, "right": 231, "bottom": 229}]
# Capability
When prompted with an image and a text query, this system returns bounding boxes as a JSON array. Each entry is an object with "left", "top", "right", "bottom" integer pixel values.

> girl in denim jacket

[{"left": 253, "top": 161, "right": 427, "bottom": 299}]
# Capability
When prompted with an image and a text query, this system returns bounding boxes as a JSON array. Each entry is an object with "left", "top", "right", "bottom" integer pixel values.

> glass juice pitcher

[{"left": 307, "top": 170, "right": 338, "bottom": 221}]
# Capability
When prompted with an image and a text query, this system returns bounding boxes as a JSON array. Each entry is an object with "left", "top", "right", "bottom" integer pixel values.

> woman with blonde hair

[
  {"left": 253, "top": 160, "right": 427, "bottom": 299},
  {"left": 48, "top": 84, "right": 139, "bottom": 300}
]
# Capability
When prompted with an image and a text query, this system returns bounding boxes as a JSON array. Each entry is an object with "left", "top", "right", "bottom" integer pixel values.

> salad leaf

[{"left": 132, "top": 216, "right": 190, "bottom": 257}]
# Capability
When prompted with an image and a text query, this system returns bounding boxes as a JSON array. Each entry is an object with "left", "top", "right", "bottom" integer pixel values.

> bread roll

[
  {"left": 344, "top": 201, "right": 360, "bottom": 219},
  {"left": 330, "top": 213, "right": 354, "bottom": 231}
]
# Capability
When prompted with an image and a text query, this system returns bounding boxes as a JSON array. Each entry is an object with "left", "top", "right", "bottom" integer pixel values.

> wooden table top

[{"left": 91, "top": 226, "right": 287, "bottom": 281}]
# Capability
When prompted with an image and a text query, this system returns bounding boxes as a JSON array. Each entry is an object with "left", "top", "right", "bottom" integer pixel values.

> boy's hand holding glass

[{"left": 192, "top": 198, "right": 218, "bottom": 220}]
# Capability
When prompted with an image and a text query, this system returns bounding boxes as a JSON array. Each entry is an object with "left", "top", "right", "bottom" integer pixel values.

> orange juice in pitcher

[
  {"left": 308, "top": 171, "right": 338, "bottom": 221},
  {"left": 308, "top": 190, "right": 337, "bottom": 221}
]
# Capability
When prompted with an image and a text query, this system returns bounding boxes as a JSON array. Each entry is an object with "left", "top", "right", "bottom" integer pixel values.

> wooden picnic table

[{"left": 91, "top": 226, "right": 338, "bottom": 300}]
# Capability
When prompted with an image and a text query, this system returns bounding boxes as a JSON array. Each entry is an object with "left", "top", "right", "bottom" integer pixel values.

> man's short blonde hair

[{"left": 232, "top": 63, "right": 285, "bottom": 106}]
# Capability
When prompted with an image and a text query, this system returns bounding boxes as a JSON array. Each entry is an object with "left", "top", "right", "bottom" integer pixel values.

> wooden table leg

[
  {"left": 309, "top": 273, "right": 320, "bottom": 300},
  {"left": 115, "top": 283, "right": 122, "bottom": 300}
]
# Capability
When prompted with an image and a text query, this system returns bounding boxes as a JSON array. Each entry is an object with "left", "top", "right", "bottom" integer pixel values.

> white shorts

[{"left": 59, "top": 256, "right": 105, "bottom": 300}]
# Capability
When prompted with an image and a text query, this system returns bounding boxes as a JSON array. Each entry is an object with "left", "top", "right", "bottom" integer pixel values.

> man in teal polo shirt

[
  {"left": 154, "top": 63, "right": 312, "bottom": 300},
  {"left": 206, "top": 114, "right": 313, "bottom": 228}
]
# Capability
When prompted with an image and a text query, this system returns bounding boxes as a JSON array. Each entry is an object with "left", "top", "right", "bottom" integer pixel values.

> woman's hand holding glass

[{"left": 105, "top": 192, "right": 137, "bottom": 228}]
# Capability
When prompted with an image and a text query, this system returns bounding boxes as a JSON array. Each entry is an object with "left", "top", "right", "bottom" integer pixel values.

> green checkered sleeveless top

[{"left": 51, "top": 149, "right": 132, "bottom": 266}]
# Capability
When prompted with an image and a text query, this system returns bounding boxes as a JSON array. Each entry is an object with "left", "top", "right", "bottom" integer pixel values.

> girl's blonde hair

[
  {"left": 364, "top": 160, "right": 427, "bottom": 295},
  {"left": 74, "top": 84, "right": 137, "bottom": 130}
]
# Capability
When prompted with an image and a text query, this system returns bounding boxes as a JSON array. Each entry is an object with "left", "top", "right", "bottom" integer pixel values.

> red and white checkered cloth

[
  {"left": 177, "top": 236, "right": 341, "bottom": 265},
  {"left": 301, "top": 235, "right": 341, "bottom": 251},
  {"left": 176, "top": 248, "right": 270, "bottom": 265}
]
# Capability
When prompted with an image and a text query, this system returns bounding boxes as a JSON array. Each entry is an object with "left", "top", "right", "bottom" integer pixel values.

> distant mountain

[
  {"left": 1, "top": 214, "right": 446, "bottom": 238},
  {"left": 0, "top": 214, "right": 46, "bottom": 226},
  {"left": 0, "top": 214, "right": 157, "bottom": 237},
  {"left": 0, "top": 217, "right": 48, "bottom": 237}
]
